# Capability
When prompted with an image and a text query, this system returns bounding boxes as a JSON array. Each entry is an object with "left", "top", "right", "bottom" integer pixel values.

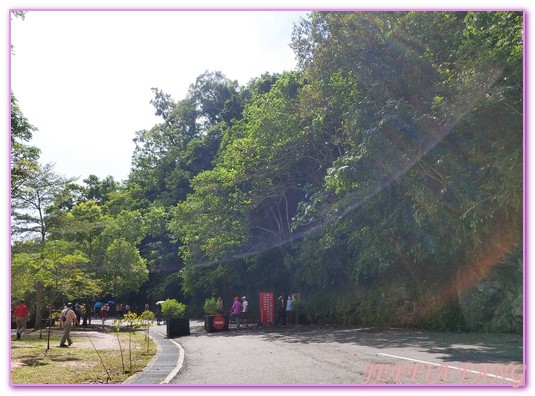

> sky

[
  {"left": 2, "top": 1, "right": 532, "bottom": 395},
  {"left": 10, "top": 10, "right": 307, "bottom": 183}
]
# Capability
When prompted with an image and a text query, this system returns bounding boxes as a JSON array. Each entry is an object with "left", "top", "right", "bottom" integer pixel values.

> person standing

[
  {"left": 155, "top": 304, "right": 163, "bottom": 325},
  {"left": 286, "top": 294, "right": 294, "bottom": 325},
  {"left": 59, "top": 302, "right": 78, "bottom": 347},
  {"left": 242, "top": 296, "right": 248, "bottom": 313},
  {"left": 81, "top": 303, "right": 88, "bottom": 327},
  {"left": 86, "top": 304, "right": 93, "bottom": 325},
  {"left": 100, "top": 303, "right": 109, "bottom": 327},
  {"left": 74, "top": 302, "right": 82, "bottom": 326},
  {"left": 275, "top": 293, "right": 287, "bottom": 327},
  {"left": 14, "top": 299, "right": 29, "bottom": 340},
  {"left": 229, "top": 296, "right": 243, "bottom": 329}
]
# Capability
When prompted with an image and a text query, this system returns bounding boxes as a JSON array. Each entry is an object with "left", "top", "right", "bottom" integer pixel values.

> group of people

[
  {"left": 115, "top": 303, "right": 132, "bottom": 318},
  {"left": 225, "top": 293, "right": 294, "bottom": 329},
  {"left": 13, "top": 293, "right": 297, "bottom": 345},
  {"left": 217, "top": 293, "right": 296, "bottom": 328},
  {"left": 12, "top": 298, "right": 165, "bottom": 348},
  {"left": 275, "top": 293, "right": 294, "bottom": 327},
  {"left": 66, "top": 302, "right": 92, "bottom": 327},
  {"left": 45, "top": 300, "right": 108, "bottom": 326},
  {"left": 58, "top": 301, "right": 111, "bottom": 347},
  {"left": 94, "top": 301, "right": 118, "bottom": 318},
  {"left": 214, "top": 295, "right": 249, "bottom": 329},
  {"left": 228, "top": 296, "right": 249, "bottom": 329},
  {"left": 12, "top": 299, "right": 93, "bottom": 342}
]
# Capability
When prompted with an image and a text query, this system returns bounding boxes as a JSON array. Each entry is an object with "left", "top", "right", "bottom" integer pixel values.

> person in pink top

[
  {"left": 100, "top": 303, "right": 109, "bottom": 328},
  {"left": 229, "top": 296, "right": 243, "bottom": 329}
]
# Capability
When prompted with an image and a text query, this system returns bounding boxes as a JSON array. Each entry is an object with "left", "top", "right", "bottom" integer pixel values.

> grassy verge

[{"left": 11, "top": 328, "right": 157, "bottom": 385}]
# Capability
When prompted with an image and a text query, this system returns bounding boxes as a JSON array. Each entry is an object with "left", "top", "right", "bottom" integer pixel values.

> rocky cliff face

[
  {"left": 349, "top": 246, "right": 523, "bottom": 334},
  {"left": 457, "top": 246, "right": 523, "bottom": 333},
  {"left": 300, "top": 247, "right": 523, "bottom": 334}
]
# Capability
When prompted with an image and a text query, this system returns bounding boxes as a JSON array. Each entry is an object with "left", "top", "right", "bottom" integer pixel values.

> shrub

[
  {"left": 161, "top": 299, "right": 187, "bottom": 318},
  {"left": 203, "top": 297, "right": 218, "bottom": 315}
]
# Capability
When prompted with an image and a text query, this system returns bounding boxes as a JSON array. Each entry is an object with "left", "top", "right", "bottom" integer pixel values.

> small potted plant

[
  {"left": 203, "top": 297, "right": 228, "bottom": 332},
  {"left": 161, "top": 299, "right": 190, "bottom": 338}
]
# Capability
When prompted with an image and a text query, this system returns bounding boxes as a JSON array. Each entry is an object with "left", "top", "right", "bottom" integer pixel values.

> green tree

[
  {"left": 10, "top": 93, "right": 40, "bottom": 196},
  {"left": 82, "top": 175, "right": 121, "bottom": 205},
  {"left": 11, "top": 163, "right": 75, "bottom": 243},
  {"left": 139, "top": 204, "right": 179, "bottom": 274},
  {"left": 164, "top": 11, "right": 522, "bottom": 328},
  {"left": 187, "top": 70, "right": 244, "bottom": 126},
  {"left": 288, "top": 11, "right": 522, "bottom": 327},
  {"left": 51, "top": 200, "right": 107, "bottom": 261},
  {"left": 11, "top": 240, "right": 94, "bottom": 329},
  {"left": 130, "top": 71, "right": 242, "bottom": 207},
  {"left": 170, "top": 166, "right": 248, "bottom": 265},
  {"left": 170, "top": 71, "right": 320, "bottom": 265},
  {"left": 101, "top": 238, "right": 149, "bottom": 297}
]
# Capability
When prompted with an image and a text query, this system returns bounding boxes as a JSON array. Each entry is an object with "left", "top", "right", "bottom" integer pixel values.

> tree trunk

[{"left": 33, "top": 281, "right": 43, "bottom": 330}]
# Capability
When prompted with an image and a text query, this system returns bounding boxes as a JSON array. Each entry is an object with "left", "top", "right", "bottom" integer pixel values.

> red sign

[
  {"left": 212, "top": 315, "right": 226, "bottom": 330},
  {"left": 259, "top": 292, "right": 274, "bottom": 325}
]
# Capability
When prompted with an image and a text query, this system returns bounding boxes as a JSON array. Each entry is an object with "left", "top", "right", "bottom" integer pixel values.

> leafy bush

[
  {"left": 417, "top": 300, "right": 469, "bottom": 332},
  {"left": 161, "top": 299, "right": 187, "bottom": 318},
  {"left": 203, "top": 297, "right": 218, "bottom": 315},
  {"left": 140, "top": 310, "right": 155, "bottom": 321}
]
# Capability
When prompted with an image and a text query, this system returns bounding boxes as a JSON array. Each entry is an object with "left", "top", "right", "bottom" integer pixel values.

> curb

[{"left": 123, "top": 330, "right": 184, "bottom": 384}]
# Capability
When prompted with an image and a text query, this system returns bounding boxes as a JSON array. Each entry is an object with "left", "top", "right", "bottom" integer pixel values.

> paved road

[{"left": 166, "top": 320, "right": 524, "bottom": 386}]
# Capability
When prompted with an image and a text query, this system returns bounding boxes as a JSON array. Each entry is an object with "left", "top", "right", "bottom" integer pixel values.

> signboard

[
  {"left": 212, "top": 315, "right": 226, "bottom": 331},
  {"left": 259, "top": 292, "right": 274, "bottom": 325}
]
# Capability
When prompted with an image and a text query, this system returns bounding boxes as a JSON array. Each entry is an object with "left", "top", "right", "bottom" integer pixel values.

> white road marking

[{"left": 377, "top": 352, "right": 522, "bottom": 383}]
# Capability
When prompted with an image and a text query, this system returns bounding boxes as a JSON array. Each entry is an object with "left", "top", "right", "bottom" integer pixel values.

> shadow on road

[
  {"left": 259, "top": 326, "right": 523, "bottom": 364},
  {"left": 191, "top": 321, "right": 523, "bottom": 364}
]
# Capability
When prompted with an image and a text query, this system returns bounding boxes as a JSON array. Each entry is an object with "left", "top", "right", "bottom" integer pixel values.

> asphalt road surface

[{"left": 169, "top": 320, "right": 524, "bottom": 387}]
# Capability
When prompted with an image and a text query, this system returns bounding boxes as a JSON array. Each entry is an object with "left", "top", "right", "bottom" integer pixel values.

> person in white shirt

[
  {"left": 286, "top": 295, "right": 294, "bottom": 312},
  {"left": 242, "top": 296, "right": 248, "bottom": 313}
]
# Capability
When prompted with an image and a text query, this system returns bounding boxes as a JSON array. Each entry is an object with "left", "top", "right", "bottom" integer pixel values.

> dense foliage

[{"left": 12, "top": 12, "right": 523, "bottom": 332}]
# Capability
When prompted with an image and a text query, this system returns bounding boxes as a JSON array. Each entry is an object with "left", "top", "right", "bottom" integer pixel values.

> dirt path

[
  {"left": 11, "top": 325, "right": 155, "bottom": 384},
  {"left": 12, "top": 326, "right": 121, "bottom": 349}
]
